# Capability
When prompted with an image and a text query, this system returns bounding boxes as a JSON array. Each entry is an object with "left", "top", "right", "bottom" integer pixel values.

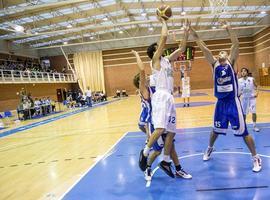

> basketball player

[
  {"left": 132, "top": 50, "right": 192, "bottom": 181},
  {"left": 189, "top": 22, "right": 262, "bottom": 172},
  {"left": 139, "top": 18, "right": 190, "bottom": 178},
  {"left": 238, "top": 67, "right": 260, "bottom": 132},
  {"left": 132, "top": 52, "right": 155, "bottom": 143},
  {"left": 182, "top": 70, "right": 191, "bottom": 107}
]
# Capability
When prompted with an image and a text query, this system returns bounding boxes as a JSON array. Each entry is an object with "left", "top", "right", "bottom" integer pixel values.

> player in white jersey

[
  {"left": 190, "top": 21, "right": 261, "bottom": 172},
  {"left": 238, "top": 67, "right": 260, "bottom": 132},
  {"left": 139, "top": 18, "right": 190, "bottom": 178},
  {"left": 132, "top": 50, "right": 192, "bottom": 181},
  {"left": 181, "top": 70, "right": 191, "bottom": 107}
]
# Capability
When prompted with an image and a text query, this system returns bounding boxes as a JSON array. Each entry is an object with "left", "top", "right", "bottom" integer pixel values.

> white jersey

[
  {"left": 238, "top": 77, "right": 256, "bottom": 98},
  {"left": 151, "top": 57, "right": 174, "bottom": 94},
  {"left": 182, "top": 77, "right": 190, "bottom": 89}
]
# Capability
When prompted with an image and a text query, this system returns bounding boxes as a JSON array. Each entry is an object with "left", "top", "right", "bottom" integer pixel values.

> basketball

[{"left": 156, "top": 5, "right": 172, "bottom": 20}]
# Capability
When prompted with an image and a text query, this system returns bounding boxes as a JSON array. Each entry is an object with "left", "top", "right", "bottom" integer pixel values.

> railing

[{"left": 0, "top": 69, "right": 77, "bottom": 83}]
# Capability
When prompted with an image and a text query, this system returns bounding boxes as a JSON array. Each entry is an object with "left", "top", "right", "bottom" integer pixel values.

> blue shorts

[
  {"left": 138, "top": 107, "right": 151, "bottom": 126},
  {"left": 213, "top": 97, "right": 248, "bottom": 136}
]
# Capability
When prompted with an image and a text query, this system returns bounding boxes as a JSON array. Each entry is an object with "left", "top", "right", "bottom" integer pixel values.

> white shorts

[
  {"left": 151, "top": 90, "right": 176, "bottom": 133},
  {"left": 182, "top": 87, "right": 190, "bottom": 98},
  {"left": 241, "top": 97, "right": 256, "bottom": 115}
]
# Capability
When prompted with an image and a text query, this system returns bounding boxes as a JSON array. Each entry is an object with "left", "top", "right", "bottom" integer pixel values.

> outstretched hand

[
  {"left": 183, "top": 19, "right": 191, "bottom": 32},
  {"left": 131, "top": 50, "right": 138, "bottom": 56},
  {"left": 131, "top": 50, "right": 144, "bottom": 71},
  {"left": 220, "top": 20, "right": 231, "bottom": 29}
]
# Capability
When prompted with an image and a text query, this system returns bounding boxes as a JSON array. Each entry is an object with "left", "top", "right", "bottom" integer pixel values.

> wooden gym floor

[{"left": 0, "top": 88, "right": 270, "bottom": 200}]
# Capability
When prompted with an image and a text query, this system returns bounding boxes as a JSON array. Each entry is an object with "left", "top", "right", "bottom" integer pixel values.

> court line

[
  {"left": 148, "top": 151, "right": 270, "bottom": 187},
  {"left": 0, "top": 99, "right": 120, "bottom": 139},
  {"left": 59, "top": 132, "right": 129, "bottom": 200},
  {"left": 196, "top": 185, "right": 268, "bottom": 192}
]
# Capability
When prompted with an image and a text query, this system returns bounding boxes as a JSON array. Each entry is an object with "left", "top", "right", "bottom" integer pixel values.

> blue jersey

[
  {"left": 213, "top": 60, "right": 238, "bottom": 99},
  {"left": 138, "top": 86, "right": 156, "bottom": 125}
]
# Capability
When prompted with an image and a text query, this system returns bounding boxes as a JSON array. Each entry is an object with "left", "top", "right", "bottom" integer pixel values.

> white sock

[
  {"left": 143, "top": 146, "right": 150, "bottom": 156},
  {"left": 163, "top": 155, "right": 170, "bottom": 162},
  {"left": 253, "top": 122, "right": 256, "bottom": 127}
]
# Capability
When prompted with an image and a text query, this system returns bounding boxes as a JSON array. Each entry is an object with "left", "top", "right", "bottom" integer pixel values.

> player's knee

[{"left": 155, "top": 128, "right": 165, "bottom": 135}]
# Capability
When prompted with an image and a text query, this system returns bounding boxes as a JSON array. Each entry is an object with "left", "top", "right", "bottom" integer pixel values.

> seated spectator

[
  {"left": 66, "top": 94, "right": 76, "bottom": 108},
  {"left": 100, "top": 91, "right": 107, "bottom": 102},
  {"left": 34, "top": 98, "right": 41, "bottom": 115},
  {"left": 40, "top": 98, "right": 47, "bottom": 115},
  {"left": 122, "top": 89, "right": 128, "bottom": 97},
  {"left": 116, "top": 89, "right": 121, "bottom": 98}
]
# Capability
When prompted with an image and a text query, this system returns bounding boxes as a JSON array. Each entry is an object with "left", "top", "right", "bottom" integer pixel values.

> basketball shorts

[
  {"left": 241, "top": 97, "right": 256, "bottom": 115},
  {"left": 213, "top": 97, "right": 248, "bottom": 136},
  {"left": 181, "top": 87, "right": 190, "bottom": 98},
  {"left": 151, "top": 90, "right": 176, "bottom": 133},
  {"left": 138, "top": 106, "right": 151, "bottom": 126}
]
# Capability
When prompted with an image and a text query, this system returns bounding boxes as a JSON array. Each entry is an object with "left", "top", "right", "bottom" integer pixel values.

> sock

[
  {"left": 163, "top": 155, "right": 170, "bottom": 162},
  {"left": 253, "top": 122, "right": 256, "bottom": 127},
  {"left": 175, "top": 165, "right": 182, "bottom": 171},
  {"left": 147, "top": 164, "right": 151, "bottom": 169},
  {"left": 143, "top": 146, "right": 150, "bottom": 156}
]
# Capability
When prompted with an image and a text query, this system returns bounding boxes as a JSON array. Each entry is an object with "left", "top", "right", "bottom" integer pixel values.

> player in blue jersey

[
  {"left": 190, "top": 22, "right": 262, "bottom": 172},
  {"left": 132, "top": 50, "right": 192, "bottom": 181}
]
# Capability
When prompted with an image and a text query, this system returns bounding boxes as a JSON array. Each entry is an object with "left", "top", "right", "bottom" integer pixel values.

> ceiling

[{"left": 0, "top": 0, "right": 269, "bottom": 56}]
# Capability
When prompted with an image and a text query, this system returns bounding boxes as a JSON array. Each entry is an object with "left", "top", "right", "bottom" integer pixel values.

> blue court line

[{"left": 0, "top": 99, "right": 120, "bottom": 139}]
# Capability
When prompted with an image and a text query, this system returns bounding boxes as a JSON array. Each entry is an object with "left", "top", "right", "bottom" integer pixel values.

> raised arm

[
  {"left": 223, "top": 22, "right": 239, "bottom": 66},
  {"left": 190, "top": 27, "right": 216, "bottom": 66},
  {"left": 168, "top": 20, "right": 190, "bottom": 62},
  {"left": 152, "top": 18, "right": 168, "bottom": 70},
  {"left": 131, "top": 50, "right": 149, "bottom": 100}
]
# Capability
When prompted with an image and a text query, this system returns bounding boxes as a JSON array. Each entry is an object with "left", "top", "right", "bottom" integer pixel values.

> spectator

[
  {"left": 85, "top": 87, "right": 92, "bottom": 107},
  {"left": 100, "top": 91, "right": 107, "bottom": 102},
  {"left": 34, "top": 98, "right": 41, "bottom": 115},
  {"left": 116, "top": 89, "right": 121, "bottom": 98},
  {"left": 67, "top": 94, "right": 76, "bottom": 108},
  {"left": 122, "top": 89, "right": 128, "bottom": 97},
  {"left": 51, "top": 99, "right": 56, "bottom": 112},
  {"left": 46, "top": 97, "right": 52, "bottom": 113},
  {"left": 22, "top": 99, "right": 31, "bottom": 120}
]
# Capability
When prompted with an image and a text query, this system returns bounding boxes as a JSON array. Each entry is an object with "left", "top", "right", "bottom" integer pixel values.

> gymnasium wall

[
  {"left": 44, "top": 27, "right": 269, "bottom": 96},
  {"left": 102, "top": 36, "right": 256, "bottom": 96},
  {"left": 0, "top": 83, "right": 76, "bottom": 111},
  {"left": 253, "top": 27, "right": 270, "bottom": 86}
]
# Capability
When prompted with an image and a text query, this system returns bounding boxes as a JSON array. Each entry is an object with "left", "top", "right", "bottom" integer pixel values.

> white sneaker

[
  {"left": 144, "top": 167, "right": 152, "bottom": 181},
  {"left": 252, "top": 155, "right": 262, "bottom": 172},
  {"left": 175, "top": 168, "right": 192, "bottom": 179},
  {"left": 203, "top": 146, "right": 214, "bottom": 161},
  {"left": 253, "top": 126, "right": 260, "bottom": 132}
]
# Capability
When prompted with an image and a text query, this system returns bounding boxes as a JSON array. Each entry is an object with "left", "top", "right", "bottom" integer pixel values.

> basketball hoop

[
  {"left": 209, "top": 0, "right": 228, "bottom": 14},
  {"left": 173, "top": 60, "right": 191, "bottom": 72}
]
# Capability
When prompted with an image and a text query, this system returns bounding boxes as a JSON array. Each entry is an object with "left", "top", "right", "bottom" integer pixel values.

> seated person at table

[
  {"left": 100, "top": 91, "right": 107, "bottom": 101},
  {"left": 34, "top": 98, "right": 41, "bottom": 115},
  {"left": 122, "top": 89, "right": 128, "bottom": 97},
  {"left": 116, "top": 89, "right": 121, "bottom": 98},
  {"left": 22, "top": 99, "right": 31, "bottom": 120},
  {"left": 67, "top": 95, "right": 76, "bottom": 108}
]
